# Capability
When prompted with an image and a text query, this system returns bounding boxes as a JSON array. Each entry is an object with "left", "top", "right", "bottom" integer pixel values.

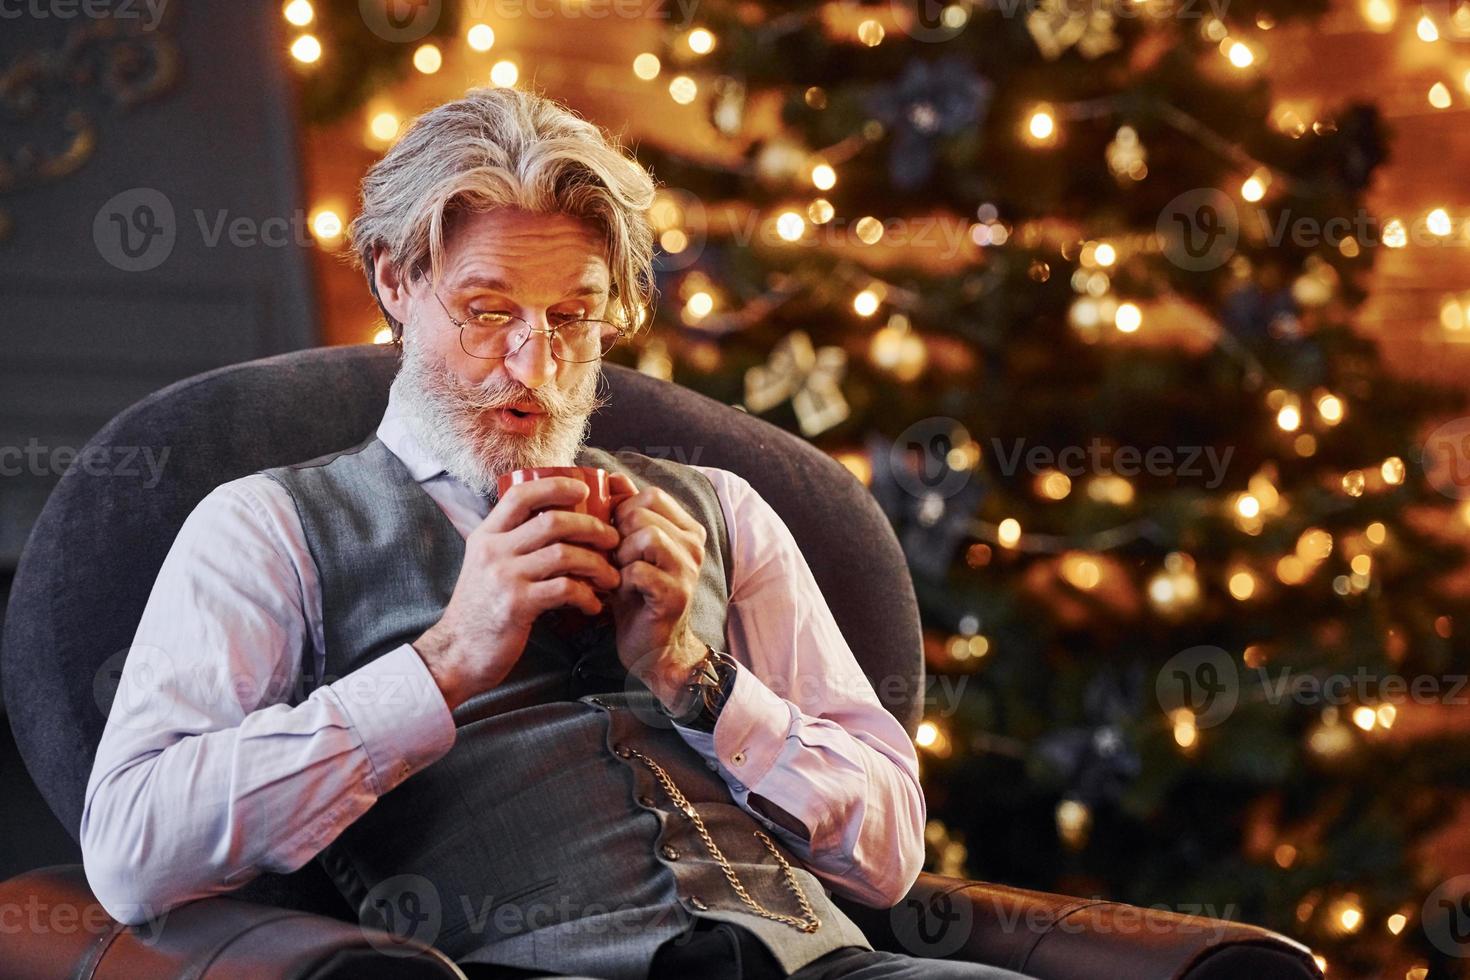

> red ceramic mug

[
  {"left": 495, "top": 466, "right": 632, "bottom": 527},
  {"left": 496, "top": 466, "right": 635, "bottom": 627}
]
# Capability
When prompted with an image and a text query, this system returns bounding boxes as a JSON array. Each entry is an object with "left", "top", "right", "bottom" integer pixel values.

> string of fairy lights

[{"left": 278, "top": 6, "right": 1466, "bottom": 970}]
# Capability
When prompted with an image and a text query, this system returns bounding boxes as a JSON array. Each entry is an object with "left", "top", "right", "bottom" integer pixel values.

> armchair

[{"left": 0, "top": 344, "right": 1323, "bottom": 979}]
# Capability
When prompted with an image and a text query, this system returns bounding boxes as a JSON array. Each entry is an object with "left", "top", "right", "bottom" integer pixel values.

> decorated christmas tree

[
  {"left": 285, "top": 2, "right": 1470, "bottom": 975},
  {"left": 617, "top": 5, "right": 1470, "bottom": 979}
]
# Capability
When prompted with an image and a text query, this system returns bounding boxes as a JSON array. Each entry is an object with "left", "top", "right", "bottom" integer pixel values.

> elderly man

[{"left": 80, "top": 88, "right": 1033, "bottom": 980}]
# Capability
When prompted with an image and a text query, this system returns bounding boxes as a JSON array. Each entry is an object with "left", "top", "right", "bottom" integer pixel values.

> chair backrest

[{"left": 1, "top": 344, "right": 923, "bottom": 912}]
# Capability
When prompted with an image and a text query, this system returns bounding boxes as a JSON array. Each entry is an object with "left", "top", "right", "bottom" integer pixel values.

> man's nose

[{"left": 504, "top": 323, "right": 558, "bottom": 390}]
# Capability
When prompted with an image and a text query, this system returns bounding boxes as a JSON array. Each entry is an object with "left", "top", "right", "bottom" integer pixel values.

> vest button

[
  {"left": 689, "top": 896, "right": 709, "bottom": 911},
  {"left": 614, "top": 744, "right": 633, "bottom": 759},
  {"left": 660, "top": 844, "right": 681, "bottom": 861},
  {"left": 638, "top": 794, "right": 657, "bottom": 808}
]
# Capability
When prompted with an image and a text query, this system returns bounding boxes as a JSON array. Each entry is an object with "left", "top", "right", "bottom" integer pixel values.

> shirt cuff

[
  {"left": 321, "top": 643, "right": 457, "bottom": 796},
  {"left": 712, "top": 662, "right": 799, "bottom": 787}
]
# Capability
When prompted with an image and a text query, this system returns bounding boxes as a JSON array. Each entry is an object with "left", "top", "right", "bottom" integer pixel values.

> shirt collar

[{"left": 375, "top": 384, "right": 450, "bottom": 484}]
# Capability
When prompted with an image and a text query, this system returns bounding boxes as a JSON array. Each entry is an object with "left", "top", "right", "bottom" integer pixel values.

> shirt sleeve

[
  {"left": 79, "top": 476, "right": 457, "bottom": 926},
  {"left": 672, "top": 466, "right": 927, "bottom": 909}
]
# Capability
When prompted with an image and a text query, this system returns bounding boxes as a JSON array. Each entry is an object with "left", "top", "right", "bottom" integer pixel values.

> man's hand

[
  {"left": 606, "top": 474, "right": 709, "bottom": 710},
  {"left": 414, "top": 477, "right": 621, "bottom": 712}
]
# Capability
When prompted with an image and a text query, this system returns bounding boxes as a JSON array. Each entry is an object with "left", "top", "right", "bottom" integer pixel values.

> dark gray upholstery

[{"left": 0, "top": 343, "right": 923, "bottom": 918}]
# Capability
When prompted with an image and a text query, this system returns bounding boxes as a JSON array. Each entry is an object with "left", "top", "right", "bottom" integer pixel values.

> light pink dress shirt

[{"left": 80, "top": 387, "right": 926, "bottom": 927}]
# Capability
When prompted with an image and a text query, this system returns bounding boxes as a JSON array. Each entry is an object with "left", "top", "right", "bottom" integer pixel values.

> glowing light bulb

[
  {"left": 1227, "top": 40, "right": 1255, "bottom": 67},
  {"left": 283, "top": 0, "right": 313, "bottom": 27},
  {"left": 1027, "top": 107, "right": 1057, "bottom": 143},
  {"left": 775, "top": 211, "right": 805, "bottom": 242},
  {"left": 687, "top": 28, "right": 715, "bottom": 54},
  {"left": 1418, "top": 12, "right": 1440, "bottom": 39},
  {"left": 413, "top": 43, "right": 442, "bottom": 74},
  {"left": 668, "top": 75, "right": 697, "bottom": 104},
  {"left": 685, "top": 291, "right": 714, "bottom": 319},
  {"left": 290, "top": 34, "right": 322, "bottom": 64},
  {"left": 853, "top": 289, "right": 881, "bottom": 317},
  {"left": 467, "top": 23, "right": 495, "bottom": 51},
  {"left": 1427, "top": 207, "right": 1453, "bottom": 236},
  {"left": 1316, "top": 392, "right": 1344, "bottom": 423},
  {"left": 1363, "top": 0, "right": 1396, "bottom": 28},
  {"left": 633, "top": 53, "right": 661, "bottom": 80},
  {"left": 916, "top": 720, "right": 939, "bottom": 747},
  {"left": 811, "top": 162, "right": 836, "bottom": 190},
  {"left": 310, "top": 208, "right": 343, "bottom": 242},
  {"left": 369, "top": 111, "right": 400, "bottom": 143},
  {"left": 997, "top": 518, "right": 1022, "bottom": 548},
  {"left": 490, "top": 60, "right": 519, "bottom": 87},
  {"left": 1115, "top": 302, "right": 1142, "bottom": 333},
  {"left": 1241, "top": 172, "right": 1269, "bottom": 202},
  {"left": 1429, "top": 82, "right": 1453, "bottom": 108},
  {"left": 467, "top": 22, "right": 496, "bottom": 50},
  {"left": 855, "top": 216, "right": 884, "bottom": 245}
]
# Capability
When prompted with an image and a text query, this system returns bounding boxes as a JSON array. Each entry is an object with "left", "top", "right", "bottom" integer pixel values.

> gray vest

[{"left": 260, "top": 436, "right": 872, "bottom": 979}]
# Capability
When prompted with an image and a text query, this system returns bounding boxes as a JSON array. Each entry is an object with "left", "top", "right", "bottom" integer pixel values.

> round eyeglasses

[{"left": 432, "top": 290, "right": 625, "bottom": 363}]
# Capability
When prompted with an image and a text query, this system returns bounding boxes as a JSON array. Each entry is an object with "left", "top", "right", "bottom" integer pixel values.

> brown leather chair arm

[
  {"left": 0, "top": 864, "right": 466, "bottom": 979},
  {"left": 833, "top": 872, "right": 1324, "bottom": 980}
]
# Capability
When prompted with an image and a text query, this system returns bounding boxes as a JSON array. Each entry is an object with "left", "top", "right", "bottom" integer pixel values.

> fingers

[
  {"left": 614, "top": 506, "right": 683, "bottom": 554},
  {"left": 614, "top": 521, "right": 701, "bottom": 577},
  {"left": 527, "top": 576, "right": 604, "bottom": 618},
  {"left": 615, "top": 559, "right": 684, "bottom": 610},
  {"left": 482, "top": 477, "right": 590, "bottom": 534},
  {"left": 520, "top": 541, "right": 621, "bottom": 592},
  {"left": 608, "top": 473, "right": 638, "bottom": 502},
  {"left": 510, "top": 509, "right": 621, "bottom": 555},
  {"left": 612, "top": 485, "right": 705, "bottom": 542}
]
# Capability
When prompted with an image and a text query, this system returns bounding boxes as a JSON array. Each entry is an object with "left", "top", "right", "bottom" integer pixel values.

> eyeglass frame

[{"left": 430, "top": 288, "right": 626, "bottom": 363}]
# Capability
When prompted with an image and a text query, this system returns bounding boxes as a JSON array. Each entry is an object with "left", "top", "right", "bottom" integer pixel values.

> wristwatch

[{"left": 664, "top": 645, "right": 738, "bottom": 732}]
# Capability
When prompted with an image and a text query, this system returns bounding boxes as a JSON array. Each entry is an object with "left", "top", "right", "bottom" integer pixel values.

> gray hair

[{"left": 347, "top": 86, "right": 658, "bottom": 343}]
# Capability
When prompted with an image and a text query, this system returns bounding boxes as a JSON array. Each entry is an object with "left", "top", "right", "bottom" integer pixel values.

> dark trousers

[{"left": 459, "top": 920, "right": 1036, "bottom": 979}]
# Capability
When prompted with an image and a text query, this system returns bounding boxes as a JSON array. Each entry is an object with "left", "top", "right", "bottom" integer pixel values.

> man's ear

[{"left": 371, "top": 244, "right": 414, "bottom": 329}]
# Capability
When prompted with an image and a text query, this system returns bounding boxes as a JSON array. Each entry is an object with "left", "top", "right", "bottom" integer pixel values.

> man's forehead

[
  {"left": 439, "top": 212, "right": 609, "bottom": 294},
  {"left": 446, "top": 270, "right": 607, "bottom": 296}
]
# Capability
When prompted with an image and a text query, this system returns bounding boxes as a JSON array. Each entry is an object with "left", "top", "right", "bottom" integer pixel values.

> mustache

[{"left": 444, "top": 371, "right": 595, "bottom": 420}]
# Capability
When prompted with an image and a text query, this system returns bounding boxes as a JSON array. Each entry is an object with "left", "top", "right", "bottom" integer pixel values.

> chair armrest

[
  {"left": 0, "top": 864, "right": 466, "bottom": 979},
  {"left": 834, "top": 872, "right": 1324, "bottom": 980}
]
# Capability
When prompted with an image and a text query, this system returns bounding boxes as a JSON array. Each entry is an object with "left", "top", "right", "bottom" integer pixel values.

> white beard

[{"left": 389, "top": 322, "right": 606, "bottom": 498}]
